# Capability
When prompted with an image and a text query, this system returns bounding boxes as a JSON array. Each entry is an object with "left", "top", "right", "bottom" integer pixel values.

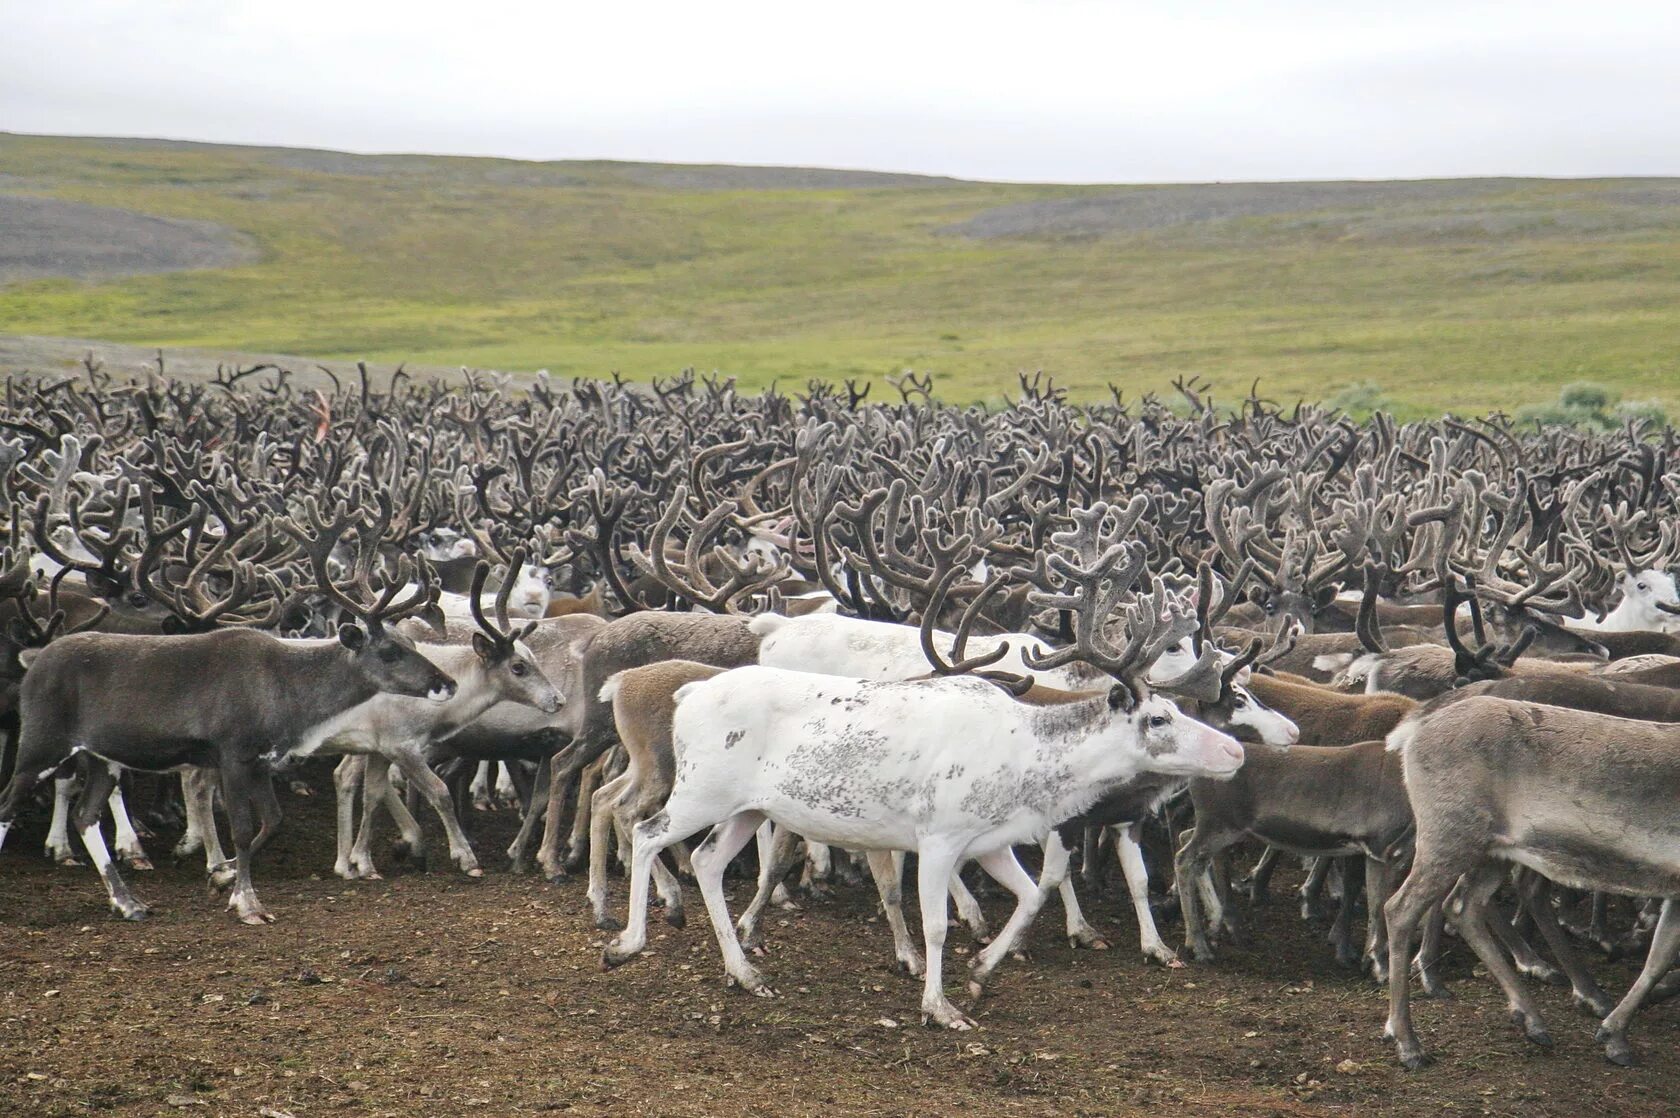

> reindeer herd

[{"left": 2, "top": 362, "right": 1680, "bottom": 1070}]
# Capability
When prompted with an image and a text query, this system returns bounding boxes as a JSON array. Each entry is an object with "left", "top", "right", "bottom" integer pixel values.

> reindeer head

[
  {"left": 466, "top": 551, "right": 562, "bottom": 714},
  {"left": 281, "top": 498, "right": 457, "bottom": 703}
]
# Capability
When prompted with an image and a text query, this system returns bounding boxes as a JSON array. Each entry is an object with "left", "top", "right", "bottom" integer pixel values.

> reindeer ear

[
  {"left": 1107, "top": 683, "right": 1137, "bottom": 713},
  {"left": 338, "top": 622, "right": 367, "bottom": 651},
  {"left": 471, "top": 631, "right": 497, "bottom": 662}
]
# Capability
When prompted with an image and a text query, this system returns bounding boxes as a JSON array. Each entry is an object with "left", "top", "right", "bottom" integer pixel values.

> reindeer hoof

[
  {"left": 1575, "top": 992, "right": 1616, "bottom": 1019},
  {"left": 464, "top": 866, "right": 484, "bottom": 878},
  {"left": 113, "top": 900, "right": 150, "bottom": 921},
  {"left": 1399, "top": 1050, "right": 1433, "bottom": 1071},
  {"left": 665, "top": 907, "right": 686, "bottom": 929},
  {"left": 1597, "top": 1026, "right": 1637, "bottom": 1066},
  {"left": 594, "top": 914, "right": 624, "bottom": 932},
  {"left": 601, "top": 943, "right": 638, "bottom": 969}
]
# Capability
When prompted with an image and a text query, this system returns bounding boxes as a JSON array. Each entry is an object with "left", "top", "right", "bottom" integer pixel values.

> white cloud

[{"left": 2, "top": 0, "right": 1676, "bottom": 181}]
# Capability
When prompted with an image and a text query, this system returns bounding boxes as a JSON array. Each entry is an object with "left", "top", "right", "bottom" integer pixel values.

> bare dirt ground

[
  {"left": 0, "top": 195, "right": 255, "bottom": 283},
  {"left": 2, "top": 773, "right": 1677, "bottom": 1118}
]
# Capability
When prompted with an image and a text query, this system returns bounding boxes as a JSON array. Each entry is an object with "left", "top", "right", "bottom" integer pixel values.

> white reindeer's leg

[
  {"left": 349, "top": 758, "right": 389, "bottom": 879},
  {"left": 1116, "top": 826, "right": 1180, "bottom": 966},
  {"left": 45, "top": 776, "right": 77, "bottom": 864},
  {"left": 332, "top": 756, "right": 363, "bottom": 879},
  {"left": 969, "top": 845, "right": 1057, "bottom": 995},
  {"left": 494, "top": 762, "right": 519, "bottom": 808},
  {"left": 864, "top": 849, "right": 925, "bottom": 976},
  {"left": 607, "top": 801, "right": 683, "bottom": 927},
  {"left": 914, "top": 842, "right": 974, "bottom": 1030},
  {"left": 691, "top": 811, "right": 775, "bottom": 995},
  {"left": 605, "top": 804, "right": 710, "bottom": 967},
  {"left": 587, "top": 771, "right": 632, "bottom": 929},
  {"left": 106, "top": 771, "right": 152, "bottom": 870},
  {"left": 947, "top": 865, "right": 992, "bottom": 943},
  {"left": 392, "top": 752, "right": 482, "bottom": 876},
  {"left": 470, "top": 760, "right": 493, "bottom": 811}
]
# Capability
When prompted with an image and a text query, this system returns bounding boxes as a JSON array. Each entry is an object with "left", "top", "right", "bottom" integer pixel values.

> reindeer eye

[
  {"left": 1637, "top": 583, "right": 1649, "bottom": 592},
  {"left": 377, "top": 644, "right": 400, "bottom": 663},
  {"left": 510, "top": 661, "right": 528, "bottom": 676},
  {"left": 1148, "top": 714, "right": 1170, "bottom": 729},
  {"left": 1232, "top": 694, "right": 1247, "bottom": 707},
  {"left": 1264, "top": 601, "right": 1277, "bottom": 615}
]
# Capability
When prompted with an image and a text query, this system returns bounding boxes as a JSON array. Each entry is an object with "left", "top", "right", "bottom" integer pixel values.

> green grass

[{"left": 4, "top": 132, "right": 1680, "bottom": 415}]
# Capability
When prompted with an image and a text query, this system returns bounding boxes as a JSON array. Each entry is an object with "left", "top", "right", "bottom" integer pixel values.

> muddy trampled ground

[{"left": 3, "top": 771, "right": 1677, "bottom": 1118}]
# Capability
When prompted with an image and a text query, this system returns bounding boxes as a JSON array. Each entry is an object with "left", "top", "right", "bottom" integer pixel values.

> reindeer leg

[
  {"left": 506, "top": 754, "right": 551, "bottom": 871},
  {"left": 1521, "top": 874, "right": 1616, "bottom": 1018},
  {"left": 75, "top": 762, "right": 148, "bottom": 920},
  {"left": 106, "top": 767, "right": 152, "bottom": 870},
  {"left": 349, "top": 757, "right": 390, "bottom": 880},
  {"left": 392, "top": 751, "right": 481, "bottom": 876},
  {"left": 1116, "top": 825, "right": 1179, "bottom": 966},
  {"left": 45, "top": 775, "right": 79, "bottom": 865},
  {"left": 470, "top": 760, "right": 493, "bottom": 811},
  {"left": 563, "top": 754, "right": 606, "bottom": 873},
  {"left": 738, "top": 822, "right": 802, "bottom": 954},
  {"left": 332, "top": 756, "right": 364, "bottom": 880},
  {"left": 1047, "top": 828, "right": 1106, "bottom": 950},
  {"left": 864, "top": 849, "right": 924, "bottom": 976},
  {"left": 948, "top": 865, "right": 992, "bottom": 944},
  {"left": 587, "top": 770, "right": 632, "bottom": 930},
  {"left": 1598, "top": 899, "right": 1680, "bottom": 1066}
]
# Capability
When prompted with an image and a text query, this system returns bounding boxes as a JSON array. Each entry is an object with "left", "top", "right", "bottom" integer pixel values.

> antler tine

[
  {"left": 1220, "top": 638, "right": 1264, "bottom": 690},
  {"left": 493, "top": 546, "right": 528, "bottom": 632},
  {"left": 916, "top": 559, "right": 1014, "bottom": 679},
  {"left": 0, "top": 545, "right": 32, "bottom": 600},
  {"left": 466, "top": 556, "right": 516, "bottom": 643},
  {"left": 1149, "top": 594, "right": 1228, "bottom": 704},
  {"left": 1257, "top": 616, "right": 1301, "bottom": 667},
  {"left": 367, "top": 552, "right": 440, "bottom": 626},
  {"left": 276, "top": 496, "right": 374, "bottom": 624},
  {"left": 1355, "top": 563, "right": 1390, "bottom": 654},
  {"left": 1022, "top": 540, "right": 1143, "bottom": 675}
]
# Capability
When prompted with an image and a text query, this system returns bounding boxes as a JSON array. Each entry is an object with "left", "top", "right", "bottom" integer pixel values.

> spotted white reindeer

[{"left": 603, "top": 517, "right": 1245, "bottom": 1028}]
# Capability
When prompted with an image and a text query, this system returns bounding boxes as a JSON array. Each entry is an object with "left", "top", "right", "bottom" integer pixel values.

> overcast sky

[{"left": 4, "top": 1, "right": 1678, "bottom": 183}]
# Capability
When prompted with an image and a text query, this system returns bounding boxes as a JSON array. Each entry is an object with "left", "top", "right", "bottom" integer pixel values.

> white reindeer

[{"left": 604, "top": 565, "right": 1245, "bottom": 1028}]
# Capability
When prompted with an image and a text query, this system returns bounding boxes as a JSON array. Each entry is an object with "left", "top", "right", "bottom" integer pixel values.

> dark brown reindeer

[{"left": 0, "top": 497, "right": 455, "bottom": 924}]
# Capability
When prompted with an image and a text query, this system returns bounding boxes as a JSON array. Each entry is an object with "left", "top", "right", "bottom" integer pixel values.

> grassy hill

[{"left": 3, "top": 131, "right": 1679, "bottom": 415}]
